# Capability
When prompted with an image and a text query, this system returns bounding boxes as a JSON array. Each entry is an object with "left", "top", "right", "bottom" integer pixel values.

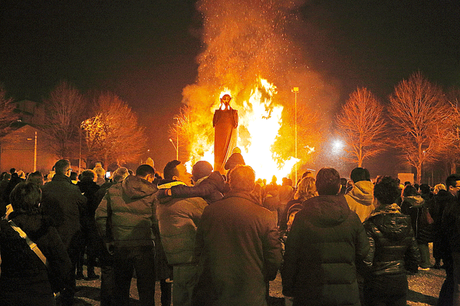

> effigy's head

[{"left": 220, "top": 94, "right": 232, "bottom": 107}]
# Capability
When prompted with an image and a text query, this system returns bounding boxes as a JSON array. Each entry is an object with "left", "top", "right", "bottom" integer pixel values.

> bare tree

[
  {"left": 388, "top": 72, "right": 452, "bottom": 183},
  {"left": 444, "top": 87, "right": 460, "bottom": 173},
  {"left": 45, "top": 81, "right": 88, "bottom": 159},
  {"left": 81, "top": 92, "right": 146, "bottom": 167},
  {"left": 336, "top": 87, "right": 387, "bottom": 167},
  {"left": 0, "top": 85, "right": 19, "bottom": 137}
]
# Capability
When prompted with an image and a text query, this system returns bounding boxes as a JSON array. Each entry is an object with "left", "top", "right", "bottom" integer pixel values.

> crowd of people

[{"left": 1, "top": 155, "right": 460, "bottom": 306}]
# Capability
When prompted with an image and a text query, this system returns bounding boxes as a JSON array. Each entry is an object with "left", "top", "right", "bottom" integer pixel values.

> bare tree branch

[
  {"left": 388, "top": 72, "right": 452, "bottom": 183},
  {"left": 336, "top": 87, "right": 387, "bottom": 167}
]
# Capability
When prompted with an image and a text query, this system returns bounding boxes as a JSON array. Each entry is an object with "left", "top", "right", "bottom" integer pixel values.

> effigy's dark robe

[{"left": 213, "top": 108, "right": 238, "bottom": 174}]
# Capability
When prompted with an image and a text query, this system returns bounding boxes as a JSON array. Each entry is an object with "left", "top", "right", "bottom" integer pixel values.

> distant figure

[
  {"left": 400, "top": 185, "right": 432, "bottom": 270},
  {"left": 93, "top": 162, "right": 106, "bottom": 186},
  {"left": 282, "top": 167, "right": 369, "bottom": 305},
  {"left": 213, "top": 94, "right": 238, "bottom": 174},
  {"left": 76, "top": 169, "right": 100, "bottom": 281},
  {"left": 26, "top": 171, "right": 44, "bottom": 187},
  {"left": 344, "top": 167, "right": 375, "bottom": 222},
  {"left": 224, "top": 147, "right": 245, "bottom": 172}
]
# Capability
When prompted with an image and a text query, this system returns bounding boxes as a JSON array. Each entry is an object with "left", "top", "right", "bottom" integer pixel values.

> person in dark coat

[
  {"left": 439, "top": 174, "right": 460, "bottom": 306},
  {"left": 362, "top": 176, "right": 421, "bottom": 306},
  {"left": 41, "top": 159, "right": 87, "bottom": 305},
  {"left": 282, "top": 167, "right": 370, "bottom": 306},
  {"left": 95, "top": 164, "right": 158, "bottom": 306},
  {"left": 432, "top": 183, "right": 448, "bottom": 269},
  {"left": 400, "top": 185, "right": 432, "bottom": 270},
  {"left": 76, "top": 169, "right": 101, "bottom": 280},
  {"left": 192, "top": 165, "right": 282, "bottom": 306},
  {"left": 0, "top": 182, "right": 73, "bottom": 306},
  {"left": 94, "top": 166, "right": 130, "bottom": 306}
]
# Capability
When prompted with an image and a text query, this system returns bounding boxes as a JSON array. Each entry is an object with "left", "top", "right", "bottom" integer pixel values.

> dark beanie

[{"left": 192, "top": 161, "right": 213, "bottom": 181}]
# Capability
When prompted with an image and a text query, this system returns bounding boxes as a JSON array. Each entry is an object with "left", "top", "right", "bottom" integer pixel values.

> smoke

[{"left": 179, "top": 0, "right": 340, "bottom": 167}]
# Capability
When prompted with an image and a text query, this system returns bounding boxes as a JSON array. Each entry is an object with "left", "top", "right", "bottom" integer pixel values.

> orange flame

[{"left": 186, "top": 78, "right": 298, "bottom": 184}]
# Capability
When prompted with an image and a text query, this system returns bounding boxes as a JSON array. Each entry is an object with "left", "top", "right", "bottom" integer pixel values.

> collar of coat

[
  {"left": 222, "top": 190, "right": 261, "bottom": 206},
  {"left": 369, "top": 203, "right": 401, "bottom": 218},
  {"left": 157, "top": 180, "right": 187, "bottom": 189}
]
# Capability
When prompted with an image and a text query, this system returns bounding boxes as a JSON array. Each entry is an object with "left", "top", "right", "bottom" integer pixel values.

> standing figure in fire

[{"left": 213, "top": 94, "right": 238, "bottom": 174}]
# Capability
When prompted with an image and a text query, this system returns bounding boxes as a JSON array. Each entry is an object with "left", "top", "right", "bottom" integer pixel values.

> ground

[{"left": 65, "top": 243, "right": 445, "bottom": 306}]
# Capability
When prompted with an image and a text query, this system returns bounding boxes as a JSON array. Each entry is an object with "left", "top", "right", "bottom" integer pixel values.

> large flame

[{"left": 186, "top": 78, "right": 298, "bottom": 184}]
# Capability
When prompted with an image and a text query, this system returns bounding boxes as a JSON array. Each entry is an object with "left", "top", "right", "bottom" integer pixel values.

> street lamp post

[{"left": 292, "top": 87, "right": 299, "bottom": 185}]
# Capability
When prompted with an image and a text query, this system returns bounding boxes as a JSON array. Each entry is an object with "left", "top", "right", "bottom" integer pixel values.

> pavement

[{"left": 63, "top": 262, "right": 445, "bottom": 306}]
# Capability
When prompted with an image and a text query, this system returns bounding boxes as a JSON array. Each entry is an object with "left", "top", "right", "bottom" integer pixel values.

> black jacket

[
  {"left": 0, "top": 212, "right": 72, "bottom": 302},
  {"left": 363, "top": 203, "right": 421, "bottom": 276},
  {"left": 282, "top": 195, "right": 369, "bottom": 305}
]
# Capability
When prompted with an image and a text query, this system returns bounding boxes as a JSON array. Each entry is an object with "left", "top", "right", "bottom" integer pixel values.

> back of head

[
  {"left": 228, "top": 165, "right": 255, "bottom": 192},
  {"left": 112, "top": 167, "right": 129, "bottom": 183},
  {"left": 315, "top": 167, "right": 341, "bottom": 195},
  {"left": 403, "top": 185, "right": 418, "bottom": 197},
  {"left": 136, "top": 164, "right": 155, "bottom": 178},
  {"left": 419, "top": 183, "right": 431, "bottom": 194},
  {"left": 54, "top": 159, "right": 70, "bottom": 175},
  {"left": 374, "top": 176, "right": 401, "bottom": 205},
  {"left": 295, "top": 176, "right": 316, "bottom": 200},
  {"left": 163, "top": 160, "right": 181, "bottom": 180},
  {"left": 434, "top": 183, "right": 446, "bottom": 194},
  {"left": 81, "top": 169, "right": 96, "bottom": 181},
  {"left": 350, "top": 167, "right": 370, "bottom": 183},
  {"left": 10, "top": 182, "right": 41, "bottom": 214},
  {"left": 192, "top": 161, "right": 213, "bottom": 182},
  {"left": 2, "top": 172, "right": 10, "bottom": 181},
  {"left": 446, "top": 174, "right": 460, "bottom": 189},
  {"left": 26, "top": 171, "right": 44, "bottom": 186}
]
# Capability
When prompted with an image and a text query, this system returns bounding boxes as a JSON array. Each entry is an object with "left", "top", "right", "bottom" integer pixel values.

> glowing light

[
  {"left": 332, "top": 139, "right": 344, "bottom": 154},
  {"left": 186, "top": 78, "right": 298, "bottom": 184}
]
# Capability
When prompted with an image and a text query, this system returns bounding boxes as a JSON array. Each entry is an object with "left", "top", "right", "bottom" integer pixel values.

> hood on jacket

[
  {"left": 346, "top": 180, "right": 374, "bottom": 206},
  {"left": 303, "top": 195, "right": 351, "bottom": 227},
  {"left": 402, "top": 195, "right": 425, "bottom": 207},
  {"left": 367, "top": 203, "right": 412, "bottom": 241},
  {"left": 122, "top": 175, "right": 157, "bottom": 199}
]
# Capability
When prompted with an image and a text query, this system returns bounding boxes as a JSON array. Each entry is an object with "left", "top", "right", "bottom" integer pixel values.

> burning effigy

[{"left": 172, "top": 0, "right": 332, "bottom": 183}]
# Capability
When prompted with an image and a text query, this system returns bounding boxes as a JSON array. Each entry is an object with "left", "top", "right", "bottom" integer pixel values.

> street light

[
  {"left": 169, "top": 138, "right": 178, "bottom": 160},
  {"left": 292, "top": 87, "right": 299, "bottom": 184}
]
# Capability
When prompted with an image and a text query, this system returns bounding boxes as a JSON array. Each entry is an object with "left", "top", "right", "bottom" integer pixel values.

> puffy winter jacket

[
  {"left": 363, "top": 203, "right": 421, "bottom": 276},
  {"left": 282, "top": 195, "right": 369, "bottom": 305},
  {"left": 95, "top": 175, "right": 157, "bottom": 248},
  {"left": 156, "top": 180, "right": 208, "bottom": 265}
]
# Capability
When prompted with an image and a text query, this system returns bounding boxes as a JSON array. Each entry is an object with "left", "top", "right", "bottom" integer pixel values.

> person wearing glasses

[{"left": 41, "top": 159, "right": 87, "bottom": 306}]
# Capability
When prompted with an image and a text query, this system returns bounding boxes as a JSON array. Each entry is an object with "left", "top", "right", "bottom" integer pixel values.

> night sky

[{"left": 1, "top": 0, "right": 459, "bottom": 175}]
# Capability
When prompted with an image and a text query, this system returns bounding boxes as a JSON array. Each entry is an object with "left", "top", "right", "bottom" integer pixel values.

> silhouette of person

[{"left": 213, "top": 94, "right": 238, "bottom": 174}]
